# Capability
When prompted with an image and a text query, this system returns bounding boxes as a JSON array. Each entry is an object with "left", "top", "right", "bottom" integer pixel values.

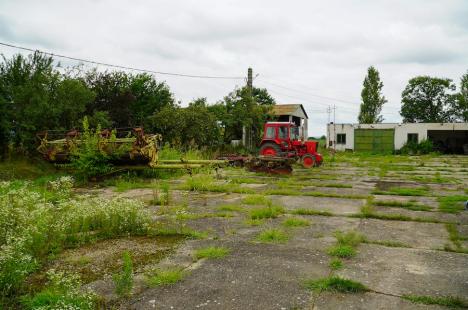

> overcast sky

[{"left": 1, "top": 0, "right": 467, "bottom": 136}]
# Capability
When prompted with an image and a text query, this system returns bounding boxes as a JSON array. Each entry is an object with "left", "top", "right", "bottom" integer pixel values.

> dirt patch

[{"left": 28, "top": 236, "right": 183, "bottom": 289}]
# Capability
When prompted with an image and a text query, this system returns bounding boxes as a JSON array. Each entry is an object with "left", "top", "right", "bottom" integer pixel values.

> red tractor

[{"left": 259, "top": 122, "right": 323, "bottom": 168}]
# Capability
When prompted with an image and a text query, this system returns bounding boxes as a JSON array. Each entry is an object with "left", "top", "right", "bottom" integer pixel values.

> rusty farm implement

[{"left": 36, "top": 127, "right": 225, "bottom": 174}]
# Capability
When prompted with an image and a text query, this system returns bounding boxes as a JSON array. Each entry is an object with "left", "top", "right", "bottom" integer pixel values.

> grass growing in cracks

[
  {"left": 372, "top": 187, "right": 429, "bottom": 196},
  {"left": 373, "top": 200, "right": 432, "bottom": 211},
  {"left": 444, "top": 224, "right": 468, "bottom": 253},
  {"left": 355, "top": 203, "right": 444, "bottom": 224},
  {"left": 327, "top": 230, "right": 364, "bottom": 259},
  {"left": 327, "top": 245, "right": 356, "bottom": 258},
  {"left": 256, "top": 229, "right": 289, "bottom": 243},
  {"left": 304, "top": 276, "right": 368, "bottom": 293},
  {"left": 282, "top": 217, "right": 310, "bottom": 227},
  {"left": 291, "top": 208, "right": 333, "bottom": 216},
  {"left": 438, "top": 195, "right": 468, "bottom": 213},
  {"left": 403, "top": 295, "right": 467, "bottom": 308},
  {"left": 194, "top": 246, "right": 230, "bottom": 259},
  {"left": 146, "top": 268, "right": 185, "bottom": 287},
  {"left": 242, "top": 194, "right": 271, "bottom": 205},
  {"left": 217, "top": 204, "right": 244, "bottom": 212},
  {"left": 249, "top": 204, "right": 284, "bottom": 220},
  {"left": 329, "top": 258, "right": 343, "bottom": 270}
]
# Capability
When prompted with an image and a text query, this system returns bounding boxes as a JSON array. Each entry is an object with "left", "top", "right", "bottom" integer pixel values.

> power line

[
  {"left": 262, "top": 85, "right": 360, "bottom": 113},
  {"left": 0, "top": 41, "right": 245, "bottom": 80},
  {"left": 259, "top": 78, "right": 358, "bottom": 105},
  {"left": 257, "top": 85, "right": 331, "bottom": 107}
]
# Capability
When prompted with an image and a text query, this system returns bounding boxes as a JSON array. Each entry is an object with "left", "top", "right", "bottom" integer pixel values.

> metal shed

[{"left": 271, "top": 104, "right": 308, "bottom": 139}]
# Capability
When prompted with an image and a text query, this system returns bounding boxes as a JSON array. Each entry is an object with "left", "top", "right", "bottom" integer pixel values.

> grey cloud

[
  {"left": 0, "top": 0, "right": 467, "bottom": 135},
  {"left": 384, "top": 48, "right": 465, "bottom": 65},
  {"left": 0, "top": 15, "right": 58, "bottom": 49}
]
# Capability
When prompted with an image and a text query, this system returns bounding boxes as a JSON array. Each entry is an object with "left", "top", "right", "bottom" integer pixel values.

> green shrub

[
  {"left": 113, "top": 252, "right": 133, "bottom": 297},
  {"left": 70, "top": 118, "right": 114, "bottom": 179},
  {"left": 399, "top": 139, "right": 434, "bottom": 155}
]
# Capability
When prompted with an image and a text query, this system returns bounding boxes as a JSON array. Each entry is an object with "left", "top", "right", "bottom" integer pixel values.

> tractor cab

[{"left": 259, "top": 122, "right": 323, "bottom": 168}]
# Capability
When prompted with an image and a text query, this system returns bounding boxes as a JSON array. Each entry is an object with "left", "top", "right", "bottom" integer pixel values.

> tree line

[
  {"left": 0, "top": 52, "right": 275, "bottom": 157},
  {"left": 358, "top": 66, "right": 468, "bottom": 123}
]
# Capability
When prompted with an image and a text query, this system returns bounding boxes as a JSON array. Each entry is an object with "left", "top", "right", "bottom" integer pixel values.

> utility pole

[
  {"left": 243, "top": 67, "right": 254, "bottom": 150},
  {"left": 333, "top": 104, "right": 336, "bottom": 157},
  {"left": 327, "top": 106, "right": 331, "bottom": 149}
]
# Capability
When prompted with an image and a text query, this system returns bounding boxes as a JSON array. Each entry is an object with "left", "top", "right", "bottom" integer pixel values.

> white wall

[
  {"left": 326, "top": 123, "right": 355, "bottom": 151},
  {"left": 326, "top": 123, "right": 468, "bottom": 151}
]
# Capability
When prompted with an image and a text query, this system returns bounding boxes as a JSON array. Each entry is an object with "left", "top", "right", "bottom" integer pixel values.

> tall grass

[
  {"left": 0, "top": 177, "right": 151, "bottom": 305},
  {"left": 113, "top": 252, "right": 134, "bottom": 297},
  {"left": 159, "top": 143, "right": 208, "bottom": 160}
]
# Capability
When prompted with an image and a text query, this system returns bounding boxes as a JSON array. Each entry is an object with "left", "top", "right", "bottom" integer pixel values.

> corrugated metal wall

[{"left": 354, "top": 129, "right": 394, "bottom": 152}]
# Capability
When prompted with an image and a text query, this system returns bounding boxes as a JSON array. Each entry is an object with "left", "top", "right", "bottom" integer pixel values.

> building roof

[{"left": 271, "top": 104, "right": 308, "bottom": 119}]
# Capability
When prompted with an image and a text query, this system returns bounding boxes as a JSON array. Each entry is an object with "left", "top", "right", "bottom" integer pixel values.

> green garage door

[{"left": 354, "top": 129, "right": 394, "bottom": 153}]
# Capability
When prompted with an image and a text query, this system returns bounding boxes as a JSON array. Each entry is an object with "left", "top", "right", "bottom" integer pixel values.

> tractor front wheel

[
  {"left": 260, "top": 142, "right": 281, "bottom": 156},
  {"left": 301, "top": 154, "right": 316, "bottom": 168}
]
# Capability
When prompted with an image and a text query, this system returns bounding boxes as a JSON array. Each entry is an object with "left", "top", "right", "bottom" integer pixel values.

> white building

[{"left": 326, "top": 123, "right": 468, "bottom": 154}]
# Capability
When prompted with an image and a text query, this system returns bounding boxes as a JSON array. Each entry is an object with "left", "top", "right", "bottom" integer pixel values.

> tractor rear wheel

[
  {"left": 260, "top": 142, "right": 281, "bottom": 156},
  {"left": 301, "top": 154, "right": 315, "bottom": 168}
]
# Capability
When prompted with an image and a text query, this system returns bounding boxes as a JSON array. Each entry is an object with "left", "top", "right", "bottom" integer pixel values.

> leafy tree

[
  {"left": 451, "top": 71, "right": 468, "bottom": 121},
  {"left": 84, "top": 70, "right": 134, "bottom": 128},
  {"left": 252, "top": 87, "right": 276, "bottom": 106},
  {"left": 53, "top": 78, "right": 95, "bottom": 130},
  {"left": 151, "top": 98, "right": 221, "bottom": 147},
  {"left": 0, "top": 53, "right": 96, "bottom": 155},
  {"left": 400, "top": 76, "right": 456, "bottom": 123},
  {"left": 358, "top": 66, "right": 387, "bottom": 123},
  {"left": 129, "top": 73, "right": 174, "bottom": 128},
  {"left": 84, "top": 110, "right": 113, "bottom": 129},
  {"left": 84, "top": 71, "right": 174, "bottom": 129},
  {"left": 0, "top": 53, "right": 58, "bottom": 152},
  {"left": 216, "top": 86, "right": 275, "bottom": 144}
]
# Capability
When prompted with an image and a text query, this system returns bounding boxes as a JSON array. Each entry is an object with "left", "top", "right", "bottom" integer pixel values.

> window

[
  {"left": 290, "top": 127, "right": 299, "bottom": 140},
  {"left": 278, "top": 126, "right": 288, "bottom": 139},
  {"left": 407, "top": 133, "right": 418, "bottom": 144},
  {"left": 337, "top": 133, "right": 346, "bottom": 144},
  {"left": 265, "top": 127, "right": 275, "bottom": 139}
]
